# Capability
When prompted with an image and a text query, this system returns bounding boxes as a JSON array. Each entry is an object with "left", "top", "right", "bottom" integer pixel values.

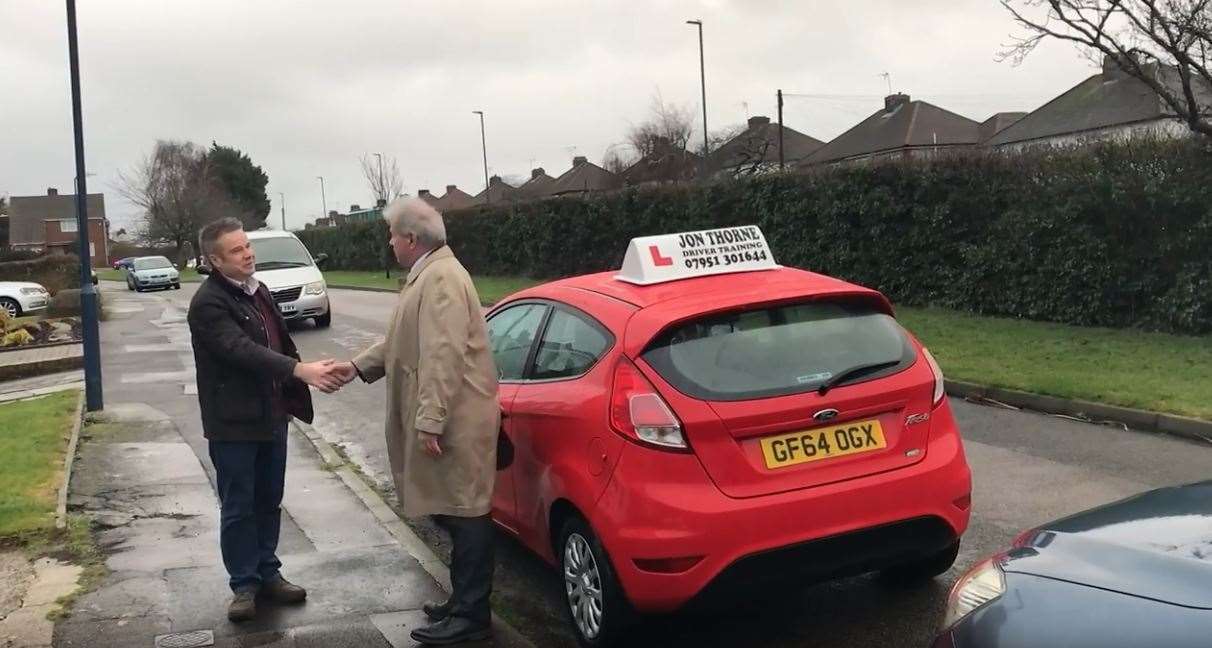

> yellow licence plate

[{"left": 760, "top": 419, "right": 887, "bottom": 470}]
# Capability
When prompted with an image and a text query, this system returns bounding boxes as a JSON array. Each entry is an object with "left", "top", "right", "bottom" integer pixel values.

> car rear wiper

[{"left": 817, "top": 360, "right": 902, "bottom": 396}]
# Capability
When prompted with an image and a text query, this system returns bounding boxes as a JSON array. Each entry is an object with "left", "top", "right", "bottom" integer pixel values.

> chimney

[
  {"left": 446, "top": 184, "right": 458, "bottom": 193},
  {"left": 328, "top": 210, "right": 338, "bottom": 218},
  {"left": 747, "top": 116, "right": 771, "bottom": 129},
  {"left": 490, "top": 175, "right": 502, "bottom": 184},
  {"left": 47, "top": 188, "right": 59, "bottom": 196},
  {"left": 418, "top": 190, "right": 432, "bottom": 197},
  {"left": 884, "top": 93, "right": 910, "bottom": 112},
  {"left": 376, "top": 198, "right": 387, "bottom": 208},
  {"left": 531, "top": 168, "right": 545, "bottom": 179},
  {"left": 1102, "top": 52, "right": 1156, "bottom": 80},
  {"left": 350, "top": 204, "right": 361, "bottom": 211},
  {"left": 572, "top": 155, "right": 588, "bottom": 166}
]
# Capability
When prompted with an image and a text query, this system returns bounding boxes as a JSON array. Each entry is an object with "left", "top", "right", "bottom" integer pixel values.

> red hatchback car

[{"left": 485, "top": 227, "right": 972, "bottom": 646}]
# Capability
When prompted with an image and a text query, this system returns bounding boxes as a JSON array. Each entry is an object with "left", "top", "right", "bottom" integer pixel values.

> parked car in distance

[
  {"left": 126, "top": 256, "right": 180, "bottom": 292},
  {"left": 934, "top": 480, "right": 1212, "bottom": 648},
  {"left": 113, "top": 257, "right": 135, "bottom": 271},
  {"left": 0, "top": 281, "right": 51, "bottom": 318}
]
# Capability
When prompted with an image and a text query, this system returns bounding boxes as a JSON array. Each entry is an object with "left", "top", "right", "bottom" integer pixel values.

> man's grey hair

[
  {"left": 198, "top": 217, "right": 244, "bottom": 257},
  {"left": 383, "top": 197, "right": 447, "bottom": 249}
]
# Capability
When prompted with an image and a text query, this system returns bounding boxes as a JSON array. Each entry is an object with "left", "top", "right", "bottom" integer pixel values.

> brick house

[{"left": 7, "top": 188, "right": 110, "bottom": 267}]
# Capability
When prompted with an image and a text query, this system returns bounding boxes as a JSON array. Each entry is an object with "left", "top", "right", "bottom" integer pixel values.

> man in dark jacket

[{"left": 188, "top": 217, "right": 344, "bottom": 622}]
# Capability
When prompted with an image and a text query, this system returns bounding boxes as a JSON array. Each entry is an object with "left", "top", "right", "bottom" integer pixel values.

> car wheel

[
  {"left": 126, "top": 280, "right": 133, "bottom": 291},
  {"left": 173, "top": 283, "right": 181, "bottom": 290},
  {"left": 0, "top": 298, "right": 21, "bottom": 319},
  {"left": 559, "top": 517, "right": 634, "bottom": 648},
  {"left": 313, "top": 311, "right": 331, "bottom": 328},
  {"left": 880, "top": 540, "right": 960, "bottom": 585}
]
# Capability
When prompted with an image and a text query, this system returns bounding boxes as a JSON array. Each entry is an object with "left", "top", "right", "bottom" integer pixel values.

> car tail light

[
  {"left": 941, "top": 554, "right": 1006, "bottom": 630},
  {"left": 610, "top": 357, "right": 688, "bottom": 450},
  {"left": 922, "top": 347, "right": 946, "bottom": 406}
]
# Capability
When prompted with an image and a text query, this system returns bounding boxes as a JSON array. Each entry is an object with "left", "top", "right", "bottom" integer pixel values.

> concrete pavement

[{"left": 55, "top": 283, "right": 528, "bottom": 648}]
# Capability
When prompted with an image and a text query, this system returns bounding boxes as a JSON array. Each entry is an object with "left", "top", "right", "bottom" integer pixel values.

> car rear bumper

[
  {"left": 276, "top": 292, "right": 329, "bottom": 320},
  {"left": 592, "top": 400, "right": 971, "bottom": 613}
]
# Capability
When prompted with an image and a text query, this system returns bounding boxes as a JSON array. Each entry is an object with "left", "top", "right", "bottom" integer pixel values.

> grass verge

[
  {"left": 322, "top": 271, "right": 540, "bottom": 305},
  {"left": 898, "top": 306, "right": 1212, "bottom": 421},
  {"left": 0, "top": 391, "right": 79, "bottom": 537},
  {"left": 0, "top": 392, "right": 103, "bottom": 620}
]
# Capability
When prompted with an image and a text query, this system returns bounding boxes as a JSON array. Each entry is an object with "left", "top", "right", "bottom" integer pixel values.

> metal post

[
  {"left": 687, "top": 20, "right": 708, "bottom": 158},
  {"left": 65, "top": 0, "right": 102, "bottom": 411},
  {"left": 279, "top": 192, "right": 286, "bottom": 230},
  {"left": 316, "top": 176, "right": 327, "bottom": 222},
  {"left": 473, "top": 111, "right": 489, "bottom": 202},
  {"left": 777, "top": 89, "right": 785, "bottom": 171},
  {"left": 373, "top": 153, "right": 384, "bottom": 205}
]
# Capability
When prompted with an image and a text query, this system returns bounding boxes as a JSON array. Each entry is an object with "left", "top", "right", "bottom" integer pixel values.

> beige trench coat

[{"left": 354, "top": 246, "right": 500, "bottom": 518}]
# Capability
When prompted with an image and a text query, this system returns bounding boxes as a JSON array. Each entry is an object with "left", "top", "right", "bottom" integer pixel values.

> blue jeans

[{"left": 208, "top": 423, "right": 288, "bottom": 592}]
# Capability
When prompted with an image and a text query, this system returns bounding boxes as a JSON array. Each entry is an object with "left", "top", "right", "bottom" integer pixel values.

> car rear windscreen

[{"left": 641, "top": 299, "right": 915, "bottom": 401}]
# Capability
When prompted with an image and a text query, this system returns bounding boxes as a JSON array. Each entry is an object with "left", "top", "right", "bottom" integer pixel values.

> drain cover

[{"left": 154, "top": 630, "right": 215, "bottom": 648}]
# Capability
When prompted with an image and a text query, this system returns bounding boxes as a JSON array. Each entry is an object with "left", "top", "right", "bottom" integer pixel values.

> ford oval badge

[{"left": 813, "top": 408, "right": 840, "bottom": 422}]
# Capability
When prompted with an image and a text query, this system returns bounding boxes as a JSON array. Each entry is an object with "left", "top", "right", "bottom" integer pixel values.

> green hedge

[
  {"left": 298, "top": 139, "right": 1212, "bottom": 334},
  {"left": 0, "top": 254, "right": 83, "bottom": 295}
]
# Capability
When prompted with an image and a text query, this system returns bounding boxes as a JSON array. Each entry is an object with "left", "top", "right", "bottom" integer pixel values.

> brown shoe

[
  {"left": 227, "top": 588, "right": 257, "bottom": 622},
  {"left": 261, "top": 575, "right": 307, "bottom": 604}
]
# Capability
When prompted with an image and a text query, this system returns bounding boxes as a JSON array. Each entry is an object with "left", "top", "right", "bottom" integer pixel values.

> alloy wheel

[{"left": 564, "top": 532, "right": 604, "bottom": 640}]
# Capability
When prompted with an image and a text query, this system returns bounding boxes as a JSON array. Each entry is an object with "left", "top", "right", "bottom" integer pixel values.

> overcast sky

[{"left": 2, "top": 0, "right": 1096, "bottom": 233}]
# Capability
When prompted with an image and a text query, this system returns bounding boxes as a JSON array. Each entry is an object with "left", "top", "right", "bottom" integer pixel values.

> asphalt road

[{"left": 121, "top": 280, "right": 1212, "bottom": 648}]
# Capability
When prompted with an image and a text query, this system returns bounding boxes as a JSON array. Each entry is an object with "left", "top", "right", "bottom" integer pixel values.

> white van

[{"left": 202, "top": 229, "right": 332, "bottom": 328}]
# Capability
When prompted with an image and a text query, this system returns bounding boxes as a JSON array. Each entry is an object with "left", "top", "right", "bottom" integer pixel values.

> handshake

[{"left": 292, "top": 359, "right": 359, "bottom": 394}]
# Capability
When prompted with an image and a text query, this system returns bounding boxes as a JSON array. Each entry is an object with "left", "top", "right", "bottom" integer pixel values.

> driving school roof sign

[{"left": 615, "top": 225, "right": 779, "bottom": 285}]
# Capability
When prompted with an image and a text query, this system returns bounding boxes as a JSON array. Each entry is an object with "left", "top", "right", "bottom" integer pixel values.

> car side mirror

[
  {"left": 313, "top": 253, "right": 329, "bottom": 268},
  {"left": 196, "top": 265, "right": 212, "bottom": 276},
  {"left": 173, "top": 263, "right": 179, "bottom": 269}
]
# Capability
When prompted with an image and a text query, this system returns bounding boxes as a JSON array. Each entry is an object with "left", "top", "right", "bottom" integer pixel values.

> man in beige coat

[{"left": 333, "top": 198, "right": 499, "bottom": 645}]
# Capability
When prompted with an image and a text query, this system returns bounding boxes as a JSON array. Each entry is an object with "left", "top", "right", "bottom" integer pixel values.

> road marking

[
  {"left": 123, "top": 344, "right": 181, "bottom": 353},
  {"left": 121, "top": 371, "right": 195, "bottom": 384}
]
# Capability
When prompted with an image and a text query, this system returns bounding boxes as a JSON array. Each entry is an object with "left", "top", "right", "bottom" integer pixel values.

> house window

[{"left": 59, "top": 219, "right": 78, "bottom": 233}]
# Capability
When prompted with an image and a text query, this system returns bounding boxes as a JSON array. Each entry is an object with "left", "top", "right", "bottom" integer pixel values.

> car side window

[
  {"left": 487, "top": 304, "right": 548, "bottom": 381},
  {"left": 530, "top": 308, "right": 610, "bottom": 380}
]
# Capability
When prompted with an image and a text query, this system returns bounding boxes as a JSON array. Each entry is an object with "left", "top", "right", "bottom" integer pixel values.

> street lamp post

[
  {"left": 65, "top": 0, "right": 103, "bottom": 411},
  {"left": 373, "top": 152, "right": 385, "bottom": 205},
  {"left": 687, "top": 19, "right": 709, "bottom": 163},
  {"left": 279, "top": 192, "right": 286, "bottom": 230},
  {"left": 373, "top": 153, "right": 389, "bottom": 279},
  {"left": 316, "top": 176, "right": 327, "bottom": 222},
  {"left": 472, "top": 111, "right": 489, "bottom": 202}
]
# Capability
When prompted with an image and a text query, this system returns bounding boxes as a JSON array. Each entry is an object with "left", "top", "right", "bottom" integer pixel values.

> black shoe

[
  {"left": 260, "top": 575, "right": 307, "bottom": 604},
  {"left": 422, "top": 599, "right": 452, "bottom": 621},
  {"left": 227, "top": 588, "right": 258, "bottom": 622},
  {"left": 410, "top": 616, "right": 492, "bottom": 645}
]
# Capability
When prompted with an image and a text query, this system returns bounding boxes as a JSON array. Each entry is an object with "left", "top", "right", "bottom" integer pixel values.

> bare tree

[
  {"left": 601, "top": 143, "right": 636, "bottom": 175},
  {"left": 360, "top": 154, "right": 404, "bottom": 205},
  {"left": 626, "top": 93, "right": 696, "bottom": 159},
  {"left": 1002, "top": 0, "right": 1212, "bottom": 138},
  {"left": 118, "top": 140, "right": 240, "bottom": 265},
  {"left": 694, "top": 124, "right": 748, "bottom": 158}
]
